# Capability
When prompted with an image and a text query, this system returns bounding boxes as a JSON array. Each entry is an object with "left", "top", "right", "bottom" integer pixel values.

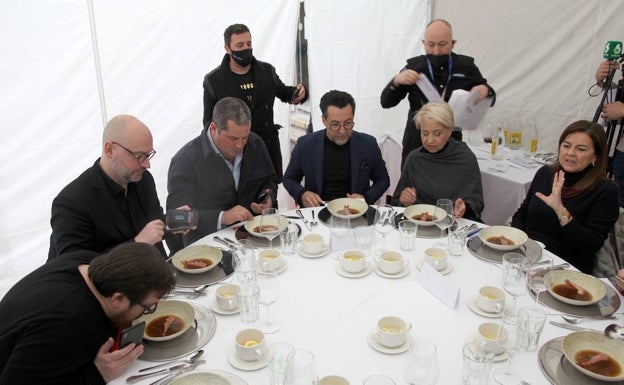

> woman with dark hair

[{"left": 512, "top": 120, "right": 619, "bottom": 273}]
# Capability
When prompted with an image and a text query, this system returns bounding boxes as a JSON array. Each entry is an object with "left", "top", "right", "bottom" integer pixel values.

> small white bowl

[
  {"left": 326, "top": 198, "right": 368, "bottom": 219},
  {"left": 171, "top": 245, "right": 222, "bottom": 274},
  {"left": 478, "top": 226, "right": 528, "bottom": 251},
  {"left": 136, "top": 300, "right": 195, "bottom": 342},
  {"left": 544, "top": 270, "right": 606, "bottom": 306},
  {"left": 243, "top": 215, "right": 289, "bottom": 237},
  {"left": 403, "top": 204, "right": 443, "bottom": 226},
  {"left": 562, "top": 331, "right": 624, "bottom": 382}
]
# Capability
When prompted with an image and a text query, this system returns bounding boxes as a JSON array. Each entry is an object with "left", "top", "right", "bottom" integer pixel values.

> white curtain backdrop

[{"left": 2, "top": 0, "right": 624, "bottom": 296}]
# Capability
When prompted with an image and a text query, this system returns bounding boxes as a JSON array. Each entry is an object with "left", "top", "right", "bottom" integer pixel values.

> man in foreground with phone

[
  {"left": 168, "top": 97, "right": 278, "bottom": 245},
  {"left": 283, "top": 90, "right": 390, "bottom": 207},
  {"left": 0, "top": 243, "right": 175, "bottom": 385}
]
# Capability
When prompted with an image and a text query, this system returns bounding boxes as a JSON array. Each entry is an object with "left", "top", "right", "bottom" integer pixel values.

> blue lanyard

[{"left": 426, "top": 55, "right": 453, "bottom": 99}]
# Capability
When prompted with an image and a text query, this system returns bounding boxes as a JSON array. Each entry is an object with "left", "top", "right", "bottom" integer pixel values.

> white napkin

[
  {"left": 485, "top": 162, "right": 509, "bottom": 173},
  {"left": 418, "top": 262, "right": 460, "bottom": 309}
]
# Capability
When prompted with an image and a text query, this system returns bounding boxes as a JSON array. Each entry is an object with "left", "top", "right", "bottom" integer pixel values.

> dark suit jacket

[
  {"left": 283, "top": 129, "right": 390, "bottom": 206},
  {"left": 167, "top": 128, "right": 278, "bottom": 245},
  {"left": 48, "top": 160, "right": 167, "bottom": 259}
]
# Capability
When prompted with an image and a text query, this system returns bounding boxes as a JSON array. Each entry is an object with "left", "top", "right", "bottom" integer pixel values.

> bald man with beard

[{"left": 48, "top": 115, "right": 185, "bottom": 259}]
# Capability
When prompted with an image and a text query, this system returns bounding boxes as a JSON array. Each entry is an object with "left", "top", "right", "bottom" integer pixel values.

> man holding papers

[{"left": 380, "top": 19, "right": 496, "bottom": 166}]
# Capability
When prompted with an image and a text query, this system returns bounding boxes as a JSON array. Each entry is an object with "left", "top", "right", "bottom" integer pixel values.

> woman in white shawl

[{"left": 391, "top": 102, "right": 484, "bottom": 221}]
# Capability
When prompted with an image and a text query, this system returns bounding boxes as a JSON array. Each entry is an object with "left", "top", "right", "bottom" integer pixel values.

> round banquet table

[{"left": 110, "top": 206, "right": 624, "bottom": 385}]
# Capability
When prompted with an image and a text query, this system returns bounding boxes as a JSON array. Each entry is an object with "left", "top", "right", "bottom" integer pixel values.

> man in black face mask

[
  {"left": 203, "top": 23, "right": 308, "bottom": 182},
  {"left": 380, "top": 19, "right": 496, "bottom": 167}
]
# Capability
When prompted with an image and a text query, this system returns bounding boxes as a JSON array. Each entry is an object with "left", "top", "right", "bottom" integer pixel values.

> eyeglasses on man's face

[
  {"left": 113, "top": 141, "right": 156, "bottom": 164},
  {"left": 138, "top": 301, "right": 158, "bottom": 315},
  {"left": 327, "top": 120, "right": 355, "bottom": 132}
]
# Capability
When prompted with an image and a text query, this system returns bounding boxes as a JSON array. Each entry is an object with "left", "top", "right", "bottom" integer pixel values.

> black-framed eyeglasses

[
  {"left": 138, "top": 302, "right": 158, "bottom": 315},
  {"left": 327, "top": 120, "right": 355, "bottom": 132},
  {"left": 113, "top": 141, "right": 156, "bottom": 164}
]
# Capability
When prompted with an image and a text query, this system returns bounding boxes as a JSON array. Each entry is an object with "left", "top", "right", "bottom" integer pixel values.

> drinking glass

[
  {"left": 329, "top": 213, "right": 351, "bottom": 250},
  {"left": 233, "top": 239, "right": 256, "bottom": 284},
  {"left": 434, "top": 199, "right": 454, "bottom": 239},
  {"left": 260, "top": 208, "right": 282, "bottom": 249},
  {"left": 354, "top": 225, "right": 374, "bottom": 257},
  {"left": 525, "top": 255, "right": 553, "bottom": 304},
  {"left": 374, "top": 205, "right": 395, "bottom": 252},
  {"left": 268, "top": 342, "right": 295, "bottom": 385},
  {"left": 501, "top": 253, "right": 526, "bottom": 317},
  {"left": 256, "top": 272, "right": 281, "bottom": 333},
  {"left": 404, "top": 340, "right": 439, "bottom": 385},
  {"left": 493, "top": 312, "right": 522, "bottom": 385},
  {"left": 293, "top": 349, "right": 318, "bottom": 385}
]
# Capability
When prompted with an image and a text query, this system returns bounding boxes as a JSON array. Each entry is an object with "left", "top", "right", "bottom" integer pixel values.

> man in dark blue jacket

[{"left": 284, "top": 90, "right": 390, "bottom": 207}]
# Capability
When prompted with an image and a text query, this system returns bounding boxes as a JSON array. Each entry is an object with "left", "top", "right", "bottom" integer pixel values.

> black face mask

[
  {"left": 426, "top": 54, "right": 450, "bottom": 68},
  {"left": 230, "top": 48, "right": 253, "bottom": 67}
]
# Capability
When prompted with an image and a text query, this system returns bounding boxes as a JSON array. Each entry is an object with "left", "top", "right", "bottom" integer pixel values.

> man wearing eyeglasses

[
  {"left": 48, "top": 115, "right": 181, "bottom": 259},
  {"left": 0, "top": 243, "right": 175, "bottom": 385},
  {"left": 283, "top": 90, "right": 390, "bottom": 207},
  {"left": 380, "top": 19, "right": 496, "bottom": 167}
]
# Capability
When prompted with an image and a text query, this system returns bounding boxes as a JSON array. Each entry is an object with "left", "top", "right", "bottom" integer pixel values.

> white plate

[
  {"left": 544, "top": 270, "right": 606, "bottom": 306},
  {"left": 170, "top": 370, "right": 248, "bottom": 385},
  {"left": 467, "top": 295, "right": 505, "bottom": 318},
  {"left": 243, "top": 216, "right": 289, "bottom": 237},
  {"left": 403, "top": 204, "right": 443, "bottom": 226},
  {"left": 171, "top": 245, "right": 223, "bottom": 274},
  {"left": 326, "top": 197, "right": 368, "bottom": 219},
  {"left": 464, "top": 333, "right": 509, "bottom": 362},
  {"left": 335, "top": 263, "right": 372, "bottom": 278},
  {"left": 373, "top": 265, "right": 410, "bottom": 279},
  {"left": 208, "top": 297, "right": 239, "bottom": 315},
  {"left": 257, "top": 260, "right": 288, "bottom": 275},
  {"left": 367, "top": 332, "right": 412, "bottom": 354},
  {"left": 227, "top": 348, "right": 269, "bottom": 371},
  {"left": 298, "top": 243, "right": 331, "bottom": 258},
  {"left": 415, "top": 258, "right": 454, "bottom": 275}
]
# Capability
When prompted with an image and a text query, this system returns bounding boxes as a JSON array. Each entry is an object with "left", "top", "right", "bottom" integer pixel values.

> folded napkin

[
  {"left": 485, "top": 162, "right": 509, "bottom": 173},
  {"left": 507, "top": 155, "right": 539, "bottom": 170}
]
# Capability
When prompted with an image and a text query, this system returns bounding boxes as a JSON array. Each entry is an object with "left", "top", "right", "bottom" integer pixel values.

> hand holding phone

[
  {"left": 255, "top": 189, "right": 271, "bottom": 204},
  {"left": 119, "top": 321, "right": 146, "bottom": 349}
]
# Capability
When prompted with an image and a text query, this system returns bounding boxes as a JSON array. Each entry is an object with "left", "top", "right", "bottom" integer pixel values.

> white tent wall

[
  {"left": 0, "top": 0, "right": 299, "bottom": 296},
  {"left": 2, "top": 0, "right": 624, "bottom": 296},
  {"left": 432, "top": 0, "right": 623, "bottom": 151}
]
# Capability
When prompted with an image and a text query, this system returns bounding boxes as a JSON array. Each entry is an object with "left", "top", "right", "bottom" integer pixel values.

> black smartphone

[
  {"left": 119, "top": 321, "right": 146, "bottom": 349},
  {"left": 165, "top": 209, "right": 197, "bottom": 232},
  {"left": 255, "top": 190, "right": 270, "bottom": 204}
]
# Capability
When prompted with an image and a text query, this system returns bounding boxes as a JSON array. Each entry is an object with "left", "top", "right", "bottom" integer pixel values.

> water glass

[
  {"left": 234, "top": 239, "right": 256, "bottom": 284},
  {"left": 404, "top": 340, "right": 439, "bottom": 385},
  {"left": 293, "top": 349, "right": 318, "bottom": 385},
  {"left": 448, "top": 228, "right": 467, "bottom": 257},
  {"left": 280, "top": 224, "right": 299, "bottom": 255},
  {"left": 517, "top": 306, "right": 547, "bottom": 351},
  {"left": 398, "top": 220, "right": 417, "bottom": 251},
  {"left": 238, "top": 283, "right": 260, "bottom": 324},
  {"left": 268, "top": 342, "right": 295, "bottom": 385},
  {"left": 354, "top": 225, "right": 374, "bottom": 257},
  {"left": 462, "top": 341, "right": 495, "bottom": 385}
]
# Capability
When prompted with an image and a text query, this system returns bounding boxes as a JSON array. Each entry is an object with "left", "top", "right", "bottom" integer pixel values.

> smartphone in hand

[
  {"left": 119, "top": 321, "right": 146, "bottom": 349},
  {"left": 255, "top": 190, "right": 271, "bottom": 204}
]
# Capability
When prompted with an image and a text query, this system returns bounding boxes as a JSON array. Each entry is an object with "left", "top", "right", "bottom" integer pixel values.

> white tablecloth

[{"left": 111, "top": 207, "right": 622, "bottom": 385}]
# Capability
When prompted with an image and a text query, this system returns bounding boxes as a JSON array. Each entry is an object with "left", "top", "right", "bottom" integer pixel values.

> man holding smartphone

[
  {"left": 168, "top": 97, "right": 278, "bottom": 245},
  {"left": 0, "top": 243, "right": 175, "bottom": 385}
]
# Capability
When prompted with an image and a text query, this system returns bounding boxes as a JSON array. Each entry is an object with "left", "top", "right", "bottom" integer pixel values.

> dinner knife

[{"left": 549, "top": 321, "right": 599, "bottom": 332}]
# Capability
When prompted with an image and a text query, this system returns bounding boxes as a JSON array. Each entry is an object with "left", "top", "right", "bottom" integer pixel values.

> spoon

[
  {"left": 561, "top": 314, "right": 617, "bottom": 324},
  {"left": 139, "top": 349, "right": 204, "bottom": 372}
]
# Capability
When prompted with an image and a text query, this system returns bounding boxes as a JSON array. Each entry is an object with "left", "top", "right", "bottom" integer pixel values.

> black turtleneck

[{"left": 321, "top": 136, "right": 351, "bottom": 201}]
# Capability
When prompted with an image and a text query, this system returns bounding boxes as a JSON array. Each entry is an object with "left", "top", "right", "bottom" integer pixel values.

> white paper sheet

[
  {"left": 448, "top": 90, "right": 492, "bottom": 131},
  {"left": 418, "top": 262, "right": 460, "bottom": 309}
]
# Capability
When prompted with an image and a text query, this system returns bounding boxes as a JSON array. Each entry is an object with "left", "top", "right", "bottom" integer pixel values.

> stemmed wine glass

[
  {"left": 493, "top": 312, "right": 523, "bottom": 384},
  {"left": 260, "top": 208, "right": 281, "bottom": 249},
  {"left": 501, "top": 253, "right": 526, "bottom": 317},
  {"left": 373, "top": 205, "right": 395, "bottom": 252},
  {"left": 525, "top": 255, "right": 553, "bottom": 304},
  {"left": 404, "top": 340, "right": 439, "bottom": 385},
  {"left": 434, "top": 199, "right": 454, "bottom": 239},
  {"left": 256, "top": 271, "right": 281, "bottom": 333}
]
